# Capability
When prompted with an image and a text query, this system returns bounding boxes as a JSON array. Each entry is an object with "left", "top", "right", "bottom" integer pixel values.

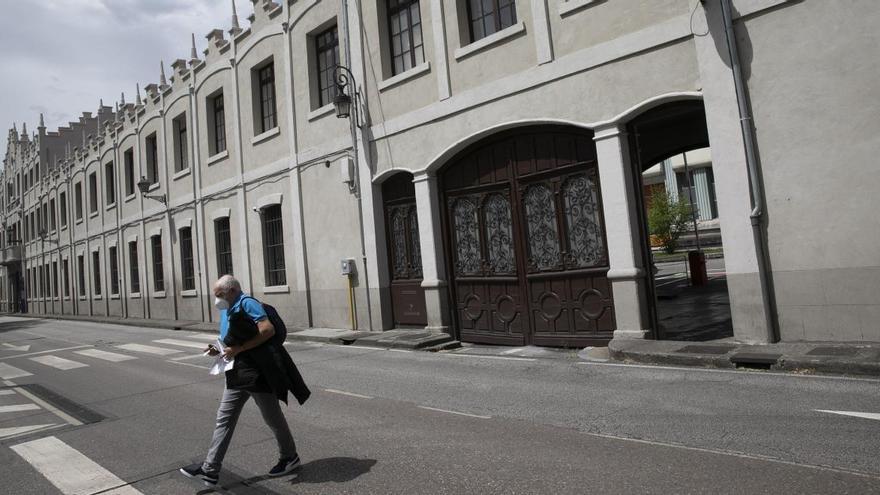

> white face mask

[{"left": 214, "top": 297, "right": 230, "bottom": 311}]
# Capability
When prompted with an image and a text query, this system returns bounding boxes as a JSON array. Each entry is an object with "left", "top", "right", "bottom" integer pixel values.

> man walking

[{"left": 180, "top": 275, "right": 307, "bottom": 486}]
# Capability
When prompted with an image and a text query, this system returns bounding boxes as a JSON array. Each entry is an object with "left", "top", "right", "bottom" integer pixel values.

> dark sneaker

[
  {"left": 179, "top": 463, "right": 219, "bottom": 486},
  {"left": 268, "top": 455, "right": 301, "bottom": 477}
]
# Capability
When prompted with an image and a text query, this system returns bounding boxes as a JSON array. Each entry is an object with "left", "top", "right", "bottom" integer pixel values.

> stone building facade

[{"left": 2, "top": 0, "right": 878, "bottom": 345}]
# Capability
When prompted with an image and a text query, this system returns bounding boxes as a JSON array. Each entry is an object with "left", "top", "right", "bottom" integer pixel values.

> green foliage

[{"left": 648, "top": 192, "right": 693, "bottom": 254}]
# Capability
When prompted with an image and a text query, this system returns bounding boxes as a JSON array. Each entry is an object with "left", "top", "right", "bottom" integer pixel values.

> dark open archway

[{"left": 626, "top": 100, "right": 732, "bottom": 341}]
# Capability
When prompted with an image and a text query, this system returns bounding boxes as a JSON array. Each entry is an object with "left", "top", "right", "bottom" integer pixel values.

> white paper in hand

[{"left": 207, "top": 338, "right": 235, "bottom": 375}]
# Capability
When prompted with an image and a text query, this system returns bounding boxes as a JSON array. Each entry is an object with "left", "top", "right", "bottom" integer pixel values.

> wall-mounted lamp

[
  {"left": 137, "top": 177, "right": 166, "bottom": 205},
  {"left": 332, "top": 65, "right": 363, "bottom": 128}
]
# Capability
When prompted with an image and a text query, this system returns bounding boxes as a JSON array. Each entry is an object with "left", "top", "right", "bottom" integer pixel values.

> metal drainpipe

[
  {"left": 718, "top": 0, "right": 778, "bottom": 343},
  {"left": 341, "top": 0, "right": 374, "bottom": 332}
]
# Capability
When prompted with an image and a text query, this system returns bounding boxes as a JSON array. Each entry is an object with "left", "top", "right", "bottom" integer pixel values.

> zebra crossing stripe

[
  {"left": 0, "top": 362, "right": 33, "bottom": 380},
  {"left": 116, "top": 343, "right": 183, "bottom": 355},
  {"left": 0, "top": 404, "right": 41, "bottom": 413},
  {"left": 30, "top": 355, "right": 89, "bottom": 371},
  {"left": 12, "top": 436, "right": 143, "bottom": 495},
  {"left": 74, "top": 349, "right": 137, "bottom": 363},
  {"left": 0, "top": 424, "right": 59, "bottom": 440},
  {"left": 153, "top": 338, "right": 209, "bottom": 349}
]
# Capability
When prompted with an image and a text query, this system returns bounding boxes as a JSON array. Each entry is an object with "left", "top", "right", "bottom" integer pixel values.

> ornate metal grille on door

[{"left": 442, "top": 127, "right": 615, "bottom": 347}]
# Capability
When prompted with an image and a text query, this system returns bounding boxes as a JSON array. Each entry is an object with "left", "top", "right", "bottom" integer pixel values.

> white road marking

[
  {"left": 387, "top": 349, "right": 412, "bottom": 353},
  {"left": 2, "top": 343, "right": 31, "bottom": 352},
  {"left": 180, "top": 333, "right": 219, "bottom": 341},
  {"left": 0, "top": 389, "right": 16, "bottom": 395},
  {"left": 578, "top": 361, "right": 880, "bottom": 383},
  {"left": 0, "top": 404, "right": 41, "bottom": 413},
  {"left": 117, "top": 343, "right": 183, "bottom": 355},
  {"left": 0, "top": 424, "right": 60, "bottom": 440},
  {"left": 12, "top": 436, "right": 143, "bottom": 495},
  {"left": 169, "top": 353, "right": 207, "bottom": 361},
  {"left": 166, "top": 360, "right": 210, "bottom": 370},
  {"left": 12, "top": 387, "right": 82, "bottom": 426},
  {"left": 153, "top": 338, "right": 209, "bottom": 349},
  {"left": 0, "top": 362, "right": 33, "bottom": 379},
  {"left": 30, "top": 355, "right": 89, "bottom": 371},
  {"left": 417, "top": 405, "right": 491, "bottom": 419},
  {"left": 815, "top": 409, "right": 880, "bottom": 421},
  {"left": 446, "top": 353, "right": 536, "bottom": 362},
  {"left": 73, "top": 349, "right": 138, "bottom": 363},
  {"left": 324, "top": 388, "right": 374, "bottom": 399},
  {"left": 0, "top": 345, "right": 93, "bottom": 362},
  {"left": 500, "top": 348, "right": 525, "bottom": 355}
]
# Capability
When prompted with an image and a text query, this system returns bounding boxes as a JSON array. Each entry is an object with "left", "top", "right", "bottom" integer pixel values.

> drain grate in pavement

[
  {"left": 806, "top": 346, "right": 859, "bottom": 357},
  {"left": 18, "top": 384, "right": 105, "bottom": 425},
  {"left": 676, "top": 345, "right": 734, "bottom": 355}
]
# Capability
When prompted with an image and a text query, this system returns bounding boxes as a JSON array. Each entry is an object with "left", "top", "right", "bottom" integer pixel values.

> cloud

[{"left": 1, "top": 0, "right": 234, "bottom": 160}]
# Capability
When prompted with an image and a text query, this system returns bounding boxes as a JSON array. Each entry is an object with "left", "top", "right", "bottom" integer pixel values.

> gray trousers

[{"left": 203, "top": 387, "right": 297, "bottom": 473}]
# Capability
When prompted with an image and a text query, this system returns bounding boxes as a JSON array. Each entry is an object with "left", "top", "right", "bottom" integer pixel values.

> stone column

[
  {"left": 412, "top": 172, "right": 451, "bottom": 333},
  {"left": 593, "top": 125, "right": 652, "bottom": 340}
]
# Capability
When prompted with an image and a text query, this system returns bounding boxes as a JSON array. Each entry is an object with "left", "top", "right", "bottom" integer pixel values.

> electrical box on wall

[
  {"left": 339, "top": 156, "right": 354, "bottom": 185},
  {"left": 340, "top": 258, "right": 356, "bottom": 276}
]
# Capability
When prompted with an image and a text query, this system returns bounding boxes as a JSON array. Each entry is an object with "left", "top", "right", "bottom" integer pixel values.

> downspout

[
  {"left": 718, "top": 0, "right": 778, "bottom": 342},
  {"left": 341, "top": 0, "right": 374, "bottom": 331}
]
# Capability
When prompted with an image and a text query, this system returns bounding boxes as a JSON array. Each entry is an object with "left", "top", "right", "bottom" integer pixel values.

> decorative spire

[
  {"left": 100, "top": 98, "right": 104, "bottom": 108},
  {"left": 231, "top": 0, "right": 241, "bottom": 33},
  {"left": 136, "top": 83, "right": 142, "bottom": 105},
  {"left": 21, "top": 122, "right": 27, "bottom": 136},
  {"left": 160, "top": 60, "right": 168, "bottom": 87},
  {"left": 120, "top": 91, "right": 126, "bottom": 106},
  {"left": 190, "top": 33, "right": 199, "bottom": 61},
  {"left": 39, "top": 113, "right": 45, "bottom": 128}
]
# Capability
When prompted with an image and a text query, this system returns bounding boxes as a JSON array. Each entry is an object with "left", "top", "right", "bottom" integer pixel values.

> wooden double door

[{"left": 440, "top": 127, "right": 615, "bottom": 347}]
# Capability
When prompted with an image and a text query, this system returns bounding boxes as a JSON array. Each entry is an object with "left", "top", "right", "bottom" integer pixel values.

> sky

[{"left": 0, "top": 0, "right": 236, "bottom": 161}]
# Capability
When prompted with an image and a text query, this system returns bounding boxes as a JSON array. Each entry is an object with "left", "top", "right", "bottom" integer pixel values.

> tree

[{"left": 647, "top": 192, "right": 693, "bottom": 254}]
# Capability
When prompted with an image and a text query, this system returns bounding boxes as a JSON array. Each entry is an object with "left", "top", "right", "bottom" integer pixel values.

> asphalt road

[{"left": 1, "top": 316, "right": 879, "bottom": 494}]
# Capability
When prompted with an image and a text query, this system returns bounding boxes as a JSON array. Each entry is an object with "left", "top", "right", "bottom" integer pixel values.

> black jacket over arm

[{"left": 223, "top": 311, "right": 311, "bottom": 405}]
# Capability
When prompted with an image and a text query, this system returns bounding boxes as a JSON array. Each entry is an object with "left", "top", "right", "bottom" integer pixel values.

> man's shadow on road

[
  {"left": 289, "top": 457, "right": 377, "bottom": 485},
  {"left": 198, "top": 457, "right": 377, "bottom": 494}
]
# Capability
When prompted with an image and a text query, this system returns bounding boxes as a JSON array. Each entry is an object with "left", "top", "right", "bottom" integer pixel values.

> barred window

[
  {"left": 261, "top": 205, "right": 287, "bottom": 287},
  {"left": 52, "top": 261, "right": 58, "bottom": 297},
  {"left": 215, "top": 217, "right": 233, "bottom": 276},
  {"left": 105, "top": 161, "right": 116, "bottom": 205},
  {"left": 88, "top": 172, "right": 98, "bottom": 213},
  {"left": 258, "top": 64, "right": 277, "bottom": 133},
  {"left": 180, "top": 227, "right": 195, "bottom": 291},
  {"left": 173, "top": 114, "right": 188, "bottom": 172},
  {"left": 129, "top": 241, "right": 140, "bottom": 294},
  {"left": 109, "top": 246, "right": 119, "bottom": 295},
  {"left": 124, "top": 148, "right": 135, "bottom": 197},
  {"left": 212, "top": 94, "right": 227, "bottom": 154},
  {"left": 145, "top": 133, "right": 159, "bottom": 184},
  {"left": 315, "top": 26, "right": 339, "bottom": 108},
  {"left": 151, "top": 235, "right": 164, "bottom": 292},
  {"left": 92, "top": 251, "right": 101, "bottom": 296},
  {"left": 467, "top": 0, "right": 517, "bottom": 42},
  {"left": 388, "top": 0, "right": 424, "bottom": 75},
  {"left": 63, "top": 259, "right": 70, "bottom": 297},
  {"left": 77, "top": 255, "right": 85, "bottom": 296}
]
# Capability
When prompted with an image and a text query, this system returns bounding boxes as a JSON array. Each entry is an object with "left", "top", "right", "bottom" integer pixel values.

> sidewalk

[
  {"left": 6, "top": 312, "right": 879, "bottom": 377},
  {"left": 5, "top": 313, "right": 459, "bottom": 351},
  {"left": 609, "top": 338, "right": 880, "bottom": 377}
]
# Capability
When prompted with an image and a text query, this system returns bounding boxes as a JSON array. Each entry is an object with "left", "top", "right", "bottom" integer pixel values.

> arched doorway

[
  {"left": 628, "top": 100, "right": 733, "bottom": 341},
  {"left": 382, "top": 172, "right": 427, "bottom": 327},
  {"left": 440, "top": 126, "right": 615, "bottom": 347}
]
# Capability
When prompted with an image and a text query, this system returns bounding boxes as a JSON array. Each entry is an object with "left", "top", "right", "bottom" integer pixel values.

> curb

[{"left": 608, "top": 340, "right": 880, "bottom": 378}]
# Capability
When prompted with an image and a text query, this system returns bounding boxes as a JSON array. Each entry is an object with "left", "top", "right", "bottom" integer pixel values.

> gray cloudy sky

[{"left": 0, "top": 0, "right": 235, "bottom": 159}]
